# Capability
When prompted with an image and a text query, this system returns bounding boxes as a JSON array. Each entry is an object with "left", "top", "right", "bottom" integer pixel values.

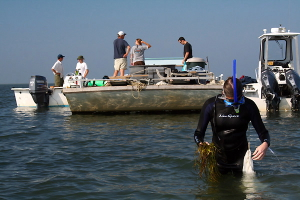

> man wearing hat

[
  {"left": 75, "top": 55, "right": 89, "bottom": 78},
  {"left": 113, "top": 31, "right": 130, "bottom": 77},
  {"left": 51, "top": 54, "right": 65, "bottom": 87}
]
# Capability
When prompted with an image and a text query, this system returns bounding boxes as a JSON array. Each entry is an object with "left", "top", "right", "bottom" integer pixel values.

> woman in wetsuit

[{"left": 194, "top": 77, "right": 270, "bottom": 174}]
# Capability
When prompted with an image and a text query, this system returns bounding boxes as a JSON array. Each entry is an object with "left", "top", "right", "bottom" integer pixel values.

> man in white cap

[{"left": 113, "top": 31, "right": 130, "bottom": 77}]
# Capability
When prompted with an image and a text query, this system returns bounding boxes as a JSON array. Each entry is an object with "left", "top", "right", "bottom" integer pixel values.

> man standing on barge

[
  {"left": 178, "top": 37, "right": 193, "bottom": 64},
  {"left": 130, "top": 38, "right": 151, "bottom": 65},
  {"left": 113, "top": 31, "right": 130, "bottom": 77},
  {"left": 51, "top": 54, "right": 65, "bottom": 87}
]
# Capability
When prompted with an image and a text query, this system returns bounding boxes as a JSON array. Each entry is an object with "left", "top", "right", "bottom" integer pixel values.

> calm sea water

[{"left": 1, "top": 84, "right": 300, "bottom": 200}]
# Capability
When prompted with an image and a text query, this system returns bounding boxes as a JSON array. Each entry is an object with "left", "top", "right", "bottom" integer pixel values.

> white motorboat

[
  {"left": 11, "top": 74, "right": 83, "bottom": 107},
  {"left": 244, "top": 25, "right": 300, "bottom": 111},
  {"left": 11, "top": 86, "right": 68, "bottom": 107}
]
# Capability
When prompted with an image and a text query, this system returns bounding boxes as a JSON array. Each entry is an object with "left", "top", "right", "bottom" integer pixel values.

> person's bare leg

[
  {"left": 113, "top": 70, "right": 119, "bottom": 77},
  {"left": 120, "top": 69, "right": 125, "bottom": 76}
]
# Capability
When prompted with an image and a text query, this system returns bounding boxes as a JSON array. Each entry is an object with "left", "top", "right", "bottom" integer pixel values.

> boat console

[{"left": 245, "top": 25, "right": 300, "bottom": 111}]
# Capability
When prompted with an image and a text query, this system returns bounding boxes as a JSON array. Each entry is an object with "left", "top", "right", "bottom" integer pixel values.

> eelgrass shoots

[{"left": 194, "top": 143, "right": 221, "bottom": 182}]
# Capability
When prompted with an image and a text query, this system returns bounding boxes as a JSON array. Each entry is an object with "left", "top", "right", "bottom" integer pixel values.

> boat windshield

[{"left": 265, "top": 39, "right": 287, "bottom": 61}]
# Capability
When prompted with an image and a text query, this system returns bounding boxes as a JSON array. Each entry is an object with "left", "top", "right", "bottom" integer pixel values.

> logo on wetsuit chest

[{"left": 219, "top": 114, "right": 239, "bottom": 118}]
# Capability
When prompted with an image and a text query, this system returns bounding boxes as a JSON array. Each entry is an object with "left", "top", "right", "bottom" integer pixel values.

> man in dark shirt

[
  {"left": 113, "top": 31, "right": 130, "bottom": 77},
  {"left": 178, "top": 37, "right": 193, "bottom": 64}
]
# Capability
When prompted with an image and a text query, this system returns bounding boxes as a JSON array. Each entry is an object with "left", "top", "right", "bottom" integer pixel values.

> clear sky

[{"left": 1, "top": 0, "right": 300, "bottom": 84}]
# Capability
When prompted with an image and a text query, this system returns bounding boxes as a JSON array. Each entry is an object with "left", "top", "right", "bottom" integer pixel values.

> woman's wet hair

[{"left": 223, "top": 77, "right": 243, "bottom": 99}]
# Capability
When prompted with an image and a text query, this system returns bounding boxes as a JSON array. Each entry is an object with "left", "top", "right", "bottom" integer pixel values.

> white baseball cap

[{"left": 118, "top": 31, "right": 126, "bottom": 36}]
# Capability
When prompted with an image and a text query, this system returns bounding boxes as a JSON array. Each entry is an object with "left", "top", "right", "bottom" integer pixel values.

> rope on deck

[{"left": 130, "top": 81, "right": 147, "bottom": 99}]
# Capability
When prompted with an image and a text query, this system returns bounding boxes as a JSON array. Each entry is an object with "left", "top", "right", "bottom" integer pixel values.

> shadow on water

[{"left": 60, "top": 110, "right": 200, "bottom": 126}]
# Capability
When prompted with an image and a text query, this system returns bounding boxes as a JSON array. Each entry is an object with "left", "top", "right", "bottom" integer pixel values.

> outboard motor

[
  {"left": 285, "top": 69, "right": 300, "bottom": 111},
  {"left": 261, "top": 69, "right": 281, "bottom": 111},
  {"left": 29, "top": 75, "right": 49, "bottom": 107}
]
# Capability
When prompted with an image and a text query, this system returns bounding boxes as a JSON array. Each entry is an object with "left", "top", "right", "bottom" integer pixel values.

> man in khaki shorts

[
  {"left": 51, "top": 54, "right": 65, "bottom": 87},
  {"left": 113, "top": 31, "right": 130, "bottom": 77}
]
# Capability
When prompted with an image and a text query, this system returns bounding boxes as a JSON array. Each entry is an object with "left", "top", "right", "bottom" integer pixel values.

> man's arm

[
  {"left": 83, "top": 69, "right": 89, "bottom": 78},
  {"left": 182, "top": 52, "right": 190, "bottom": 64},
  {"left": 51, "top": 65, "right": 59, "bottom": 74},
  {"left": 183, "top": 52, "right": 190, "bottom": 61},
  {"left": 123, "top": 46, "right": 131, "bottom": 58},
  {"left": 130, "top": 47, "right": 134, "bottom": 65}
]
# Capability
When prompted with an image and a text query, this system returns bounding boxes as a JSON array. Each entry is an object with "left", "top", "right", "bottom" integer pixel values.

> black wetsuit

[{"left": 194, "top": 95, "right": 270, "bottom": 173}]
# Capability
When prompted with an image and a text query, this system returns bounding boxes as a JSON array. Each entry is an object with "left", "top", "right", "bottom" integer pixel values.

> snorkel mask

[{"left": 224, "top": 96, "right": 245, "bottom": 109}]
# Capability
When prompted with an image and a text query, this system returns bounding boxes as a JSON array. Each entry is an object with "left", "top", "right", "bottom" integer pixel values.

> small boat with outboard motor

[
  {"left": 11, "top": 57, "right": 224, "bottom": 112},
  {"left": 11, "top": 76, "right": 68, "bottom": 107},
  {"left": 243, "top": 25, "right": 300, "bottom": 112},
  {"left": 11, "top": 73, "right": 80, "bottom": 107}
]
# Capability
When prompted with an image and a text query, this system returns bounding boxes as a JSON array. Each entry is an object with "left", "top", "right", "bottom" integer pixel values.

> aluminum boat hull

[{"left": 63, "top": 84, "right": 223, "bottom": 113}]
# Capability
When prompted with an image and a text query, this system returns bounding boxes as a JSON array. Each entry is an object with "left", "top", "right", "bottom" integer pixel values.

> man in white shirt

[
  {"left": 75, "top": 55, "right": 89, "bottom": 78},
  {"left": 51, "top": 54, "right": 65, "bottom": 87}
]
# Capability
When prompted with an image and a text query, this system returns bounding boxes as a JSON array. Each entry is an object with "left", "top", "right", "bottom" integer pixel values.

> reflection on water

[
  {"left": 241, "top": 173, "right": 262, "bottom": 199},
  {"left": 262, "top": 110, "right": 300, "bottom": 119},
  {"left": 13, "top": 106, "right": 71, "bottom": 116}
]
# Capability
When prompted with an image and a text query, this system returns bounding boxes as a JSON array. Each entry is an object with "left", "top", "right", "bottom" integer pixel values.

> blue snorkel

[
  {"left": 233, "top": 59, "right": 238, "bottom": 104},
  {"left": 232, "top": 59, "right": 241, "bottom": 113},
  {"left": 223, "top": 59, "right": 244, "bottom": 112}
]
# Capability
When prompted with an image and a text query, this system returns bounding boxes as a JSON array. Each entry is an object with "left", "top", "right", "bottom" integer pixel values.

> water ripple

[{"left": 1, "top": 85, "right": 300, "bottom": 199}]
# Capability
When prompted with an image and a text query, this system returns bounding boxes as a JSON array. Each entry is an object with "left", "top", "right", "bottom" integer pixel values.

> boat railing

[
  {"left": 65, "top": 68, "right": 219, "bottom": 88},
  {"left": 79, "top": 75, "right": 214, "bottom": 83}
]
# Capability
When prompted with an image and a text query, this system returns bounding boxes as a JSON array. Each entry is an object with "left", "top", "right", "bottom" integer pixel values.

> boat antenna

[{"left": 206, "top": 56, "right": 210, "bottom": 73}]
